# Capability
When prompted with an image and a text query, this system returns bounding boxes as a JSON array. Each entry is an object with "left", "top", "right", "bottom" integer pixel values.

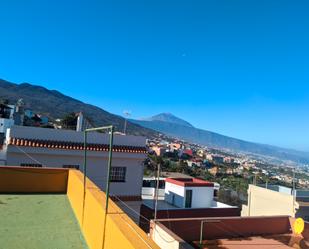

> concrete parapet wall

[
  {"left": 0, "top": 166, "right": 68, "bottom": 193},
  {"left": 67, "top": 170, "right": 159, "bottom": 249},
  {"left": 156, "top": 216, "right": 292, "bottom": 241}
]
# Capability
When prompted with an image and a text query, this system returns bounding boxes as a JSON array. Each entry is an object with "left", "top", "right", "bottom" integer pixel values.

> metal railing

[{"left": 82, "top": 125, "right": 114, "bottom": 223}]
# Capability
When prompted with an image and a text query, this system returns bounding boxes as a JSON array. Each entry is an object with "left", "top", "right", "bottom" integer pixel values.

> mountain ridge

[
  {"left": 141, "top": 113, "right": 194, "bottom": 127},
  {"left": 1, "top": 78, "right": 308, "bottom": 164},
  {"left": 131, "top": 115, "right": 309, "bottom": 164},
  {"left": 0, "top": 79, "right": 157, "bottom": 137}
]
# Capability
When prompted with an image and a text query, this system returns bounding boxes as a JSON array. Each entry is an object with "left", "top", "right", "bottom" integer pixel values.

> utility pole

[
  {"left": 293, "top": 167, "right": 296, "bottom": 215},
  {"left": 266, "top": 179, "right": 268, "bottom": 189},
  {"left": 253, "top": 173, "right": 257, "bottom": 186},
  {"left": 123, "top": 110, "right": 131, "bottom": 135},
  {"left": 293, "top": 167, "right": 296, "bottom": 193},
  {"left": 154, "top": 163, "right": 161, "bottom": 221}
]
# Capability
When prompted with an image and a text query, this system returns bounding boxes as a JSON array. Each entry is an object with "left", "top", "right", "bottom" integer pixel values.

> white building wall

[
  {"left": 0, "top": 119, "right": 14, "bottom": 134},
  {"left": 6, "top": 146, "right": 145, "bottom": 197},
  {"left": 151, "top": 223, "right": 184, "bottom": 249},
  {"left": 165, "top": 182, "right": 185, "bottom": 207},
  {"left": 165, "top": 182, "right": 185, "bottom": 197},
  {"left": 165, "top": 182, "right": 214, "bottom": 208},
  {"left": 3, "top": 126, "right": 147, "bottom": 197},
  {"left": 186, "top": 186, "right": 214, "bottom": 208},
  {"left": 278, "top": 186, "right": 292, "bottom": 195},
  {"left": 142, "top": 188, "right": 165, "bottom": 200},
  {"left": 241, "top": 185, "right": 295, "bottom": 217},
  {"left": 151, "top": 223, "right": 194, "bottom": 249}
]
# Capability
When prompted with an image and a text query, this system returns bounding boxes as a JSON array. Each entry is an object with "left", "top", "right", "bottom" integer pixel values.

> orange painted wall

[
  {"left": 0, "top": 166, "right": 68, "bottom": 193},
  {"left": 67, "top": 170, "right": 159, "bottom": 249},
  {"left": 0, "top": 166, "right": 159, "bottom": 249}
]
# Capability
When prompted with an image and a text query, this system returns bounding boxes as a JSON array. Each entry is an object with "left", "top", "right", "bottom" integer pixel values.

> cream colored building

[{"left": 242, "top": 184, "right": 309, "bottom": 221}]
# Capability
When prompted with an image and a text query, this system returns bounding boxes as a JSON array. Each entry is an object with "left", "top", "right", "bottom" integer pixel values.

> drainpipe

[
  {"left": 293, "top": 168, "right": 296, "bottom": 217},
  {"left": 248, "top": 187, "right": 252, "bottom": 216},
  {"left": 154, "top": 163, "right": 161, "bottom": 221},
  {"left": 76, "top": 112, "right": 84, "bottom": 132}
]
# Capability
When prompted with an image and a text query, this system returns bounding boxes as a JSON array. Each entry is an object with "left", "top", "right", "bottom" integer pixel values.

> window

[
  {"left": 143, "top": 180, "right": 153, "bottom": 188},
  {"left": 185, "top": 189, "right": 192, "bottom": 208},
  {"left": 142, "top": 179, "right": 165, "bottom": 189},
  {"left": 111, "top": 167, "right": 126, "bottom": 182},
  {"left": 63, "top": 165, "right": 80, "bottom": 170},
  {"left": 159, "top": 180, "right": 165, "bottom": 189},
  {"left": 20, "top": 163, "right": 42, "bottom": 168}
]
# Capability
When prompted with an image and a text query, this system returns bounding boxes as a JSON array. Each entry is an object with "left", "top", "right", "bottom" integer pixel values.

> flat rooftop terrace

[
  {"left": 151, "top": 216, "right": 309, "bottom": 249},
  {"left": 0, "top": 194, "right": 88, "bottom": 249},
  {"left": 0, "top": 166, "right": 159, "bottom": 249},
  {"left": 191, "top": 234, "right": 304, "bottom": 249}
]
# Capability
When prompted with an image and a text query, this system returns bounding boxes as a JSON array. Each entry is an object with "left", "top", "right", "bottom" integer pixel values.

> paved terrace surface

[
  {"left": 192, "top": 234, "right": 307, "bottom": 249},
  {"left": 0, "top": 194, "right": 88, "bottom": 249}
]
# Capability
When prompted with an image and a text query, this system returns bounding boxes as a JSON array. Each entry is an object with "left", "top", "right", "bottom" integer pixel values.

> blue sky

[{"left": 0, "top": 0, "right": 308, "bottom": 151}]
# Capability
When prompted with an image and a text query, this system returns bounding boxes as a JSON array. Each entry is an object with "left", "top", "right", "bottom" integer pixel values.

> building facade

[
  {"left": 1, "top": 126, "right": 147, "bottom": 199},
  {"left": 165, "top": 178, "right": 215, "bottom": 208},
  {"left": 242, "top": 184, "right": 309, "bottom": 221},
  {"left": 140, "top": 177, "right": 239, "bottom": 232}
]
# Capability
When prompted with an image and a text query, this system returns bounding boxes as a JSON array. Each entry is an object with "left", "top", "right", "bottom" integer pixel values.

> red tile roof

[
  {"left": 183, "top": 149, "right": 193, "bottom": 156},
  {"left": 165, "top": 178, "right": 214, "bottom": 187},
  {"left": 9, "top": 137, "right": 147, "bottom": 154}
]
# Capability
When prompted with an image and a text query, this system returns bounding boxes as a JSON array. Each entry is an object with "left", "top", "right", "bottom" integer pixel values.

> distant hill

[
  {"left": 142, "top": 113, "right": 194, "bottom": 128},
  {"left": 0, "top": 79, "right": 157, "bottom": 137},
  {"left": 131, "top": 113, "right": 309, "bottom": 164},
  {"left": 2, "top": 78, "right": 308, "bottom": 164}
]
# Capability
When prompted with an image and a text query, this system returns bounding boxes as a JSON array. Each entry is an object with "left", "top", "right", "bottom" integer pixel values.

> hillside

[
  {"left": 131, "top": 113, "right": 309, "bottom": 164},
  {"left": 0, "top": 79, "right": 157, "bottom": 137},
  {"left": 2, "top": 78, "right": 308, "bottom": 164},
  {"left": 142, "top": 113, "right": 194, "bottom": 127}
]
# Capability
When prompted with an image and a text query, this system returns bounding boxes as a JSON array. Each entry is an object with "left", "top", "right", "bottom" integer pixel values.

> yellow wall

[
  {"left": 67, "top": 170, "right": 159, "bottom": 249},
  {"left": 0, "top": 166, "right": 68, "bottom": 193}
]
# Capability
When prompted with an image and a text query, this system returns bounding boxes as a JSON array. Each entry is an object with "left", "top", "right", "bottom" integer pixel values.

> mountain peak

[{"left": 143, "top": 113, "right": 194, "bottom": 127}]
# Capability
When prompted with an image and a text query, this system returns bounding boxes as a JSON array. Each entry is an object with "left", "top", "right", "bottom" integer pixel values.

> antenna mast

[{"left": 123, "top": 110, "right": 131, "bottom": 134}]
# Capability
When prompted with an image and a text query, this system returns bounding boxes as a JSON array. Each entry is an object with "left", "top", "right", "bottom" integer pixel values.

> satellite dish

[
  {"left": 123, "top": 110, "right": 131, "bottom": 117},
  {"left": 294, "top": 218, "right": 305, "bottom": 235}
]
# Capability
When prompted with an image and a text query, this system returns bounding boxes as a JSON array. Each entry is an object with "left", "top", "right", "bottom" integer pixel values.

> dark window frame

[
  {"left": 20, "top": 163, "right": 42, "bottom": 168},
  {"left": 110, "top": 167, "right": 126, "bottom": 182},
  {"left": 185, "top": 189, "right": 193, "bottom": 208},
  {"left": 63, "top": 165, "right": 80, "bottom": 170}
]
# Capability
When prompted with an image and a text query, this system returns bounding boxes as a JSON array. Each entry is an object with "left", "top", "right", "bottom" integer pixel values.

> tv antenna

[{"left": 123, "top": 110, "right": 131, "bottom": 135}]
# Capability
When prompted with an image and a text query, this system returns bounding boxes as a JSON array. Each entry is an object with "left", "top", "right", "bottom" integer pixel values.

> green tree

[
  {"left": 0, "top": 99, "right": 9, "bottom": 105},
  {"left": 61, "top": 112, "right": 77, "bottom": 130}
]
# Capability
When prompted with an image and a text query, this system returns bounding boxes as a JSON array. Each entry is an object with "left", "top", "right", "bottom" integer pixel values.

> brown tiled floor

[{"left": 192, "top": 234, "right": 309, "bottom": 249}]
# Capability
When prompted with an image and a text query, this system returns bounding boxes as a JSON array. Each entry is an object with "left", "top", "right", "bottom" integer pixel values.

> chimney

[{"left": 76, "top": 112, "right": 84, "bottom": 132}]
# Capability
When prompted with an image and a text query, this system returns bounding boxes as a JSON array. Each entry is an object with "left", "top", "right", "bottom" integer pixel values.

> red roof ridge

[{"left": 165, "top": 177, "right": 214, "bottom": 187}]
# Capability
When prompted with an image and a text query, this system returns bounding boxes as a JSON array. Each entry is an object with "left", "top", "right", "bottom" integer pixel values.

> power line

[
  {"left": 112, "top": 195, "right": 150, "bottom": 222},
  {"left": 12, "top": 144, "right": 45, "bottom": 166},
  {"left": 102, "top": 194, "right": 159, "bottom": 248}
]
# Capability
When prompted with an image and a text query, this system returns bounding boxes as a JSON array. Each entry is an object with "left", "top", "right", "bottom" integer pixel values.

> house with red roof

[
  {"left": 165, "top": 178, "right": 215, "bottom": 208},
  {"left": 1, "top": 125, "right": 147, "bottom": 200},
  {"left": 139, "top": 177, "right": 239, "bottom": 232}
]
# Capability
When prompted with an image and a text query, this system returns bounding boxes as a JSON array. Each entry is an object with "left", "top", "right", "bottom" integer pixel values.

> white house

[
  {"left": 142, "top": 177, "right": 166, "bottom": 200},
  {"left": 0, "top": 103, "right": 15, "bottom": 135},
  {"left": 164, "top": 178, "right": 215, "bottom": 208},
  {"left": 0, "top": 118, "right": 14, "bottom": 135},
  {"left": 1, "top": 126, "right": 147, "bottom": 200}
]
